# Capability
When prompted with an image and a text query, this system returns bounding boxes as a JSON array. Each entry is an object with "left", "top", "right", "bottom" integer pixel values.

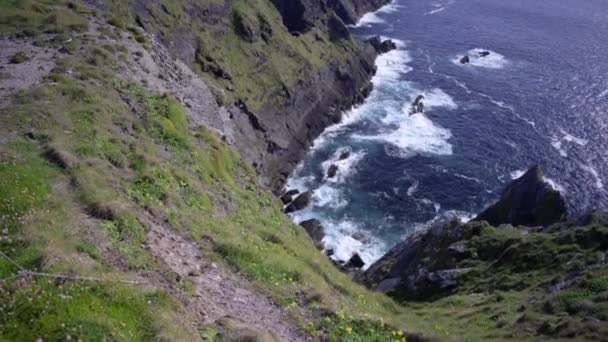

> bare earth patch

[
  {"left": 0, "top": 38, "right": 55, "bottom": 108},
  {"left": 143, "top": 213, "right": 306, "bottom": 341}
]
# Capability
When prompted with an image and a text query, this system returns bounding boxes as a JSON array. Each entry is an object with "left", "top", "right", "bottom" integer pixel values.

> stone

[
  {"left": 299, "top": 219, "right": 325, "bottom": 243},
  {"left": 280, "top": 189, "right": 300, "bottom": 204},
  {"left": 327, "top": 164, "right": 339, "bottom": 178},
  {"left": 284, "top": 191, "right": 312, "bottom": 213},
  {"left": 345, "top": 253, "right": 365, "bottom": 269},
  {"left": 460, "top": 55, "right": 470, "bottom": 64},
  {"left": 339, "top": 150, "right": 351, "bottom": 160}
]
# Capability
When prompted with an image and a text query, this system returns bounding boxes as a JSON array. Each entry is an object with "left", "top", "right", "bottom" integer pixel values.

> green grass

[{"left": 0, "top": 279, "right": 175, "bottom": 341}]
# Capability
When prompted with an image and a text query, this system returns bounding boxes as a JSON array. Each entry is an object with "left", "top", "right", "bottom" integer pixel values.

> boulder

[
  {"left": 478, "top": 50, "right": 491, "bottom": 57},
  {"left": 409, "top": 95, "right": 425, "bottom": 115},
  {"left": 339, "top": 150, "right": 351, "bottom": 160},
  {"left": 280, "top": 189, "right": 299, "bottom": 204},
  {"left": 299, "top": 219, "right": 325, "bottom": 243},
  {"left": 345, "top": 253, "right": 365, "bottom": 269},
  {"left": 459, "top": 55, "right": 470, "bottom": 64},
  {"left": 284, "top": 191, "right": 312, "bottom": 213},
  {"left": 474, "top": 165, "right": 567, "bottom": 227},
  {"left": 367, "top": 36, "right": 397, "bottom": 54},
  {"left": 327, "top": 164, "right": 339, "bottom": 178}
]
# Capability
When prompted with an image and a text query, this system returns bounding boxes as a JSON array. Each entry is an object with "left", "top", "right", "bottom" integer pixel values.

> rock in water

[
  {"left": 409, "top": 95, "right": 425, "bottom": 115},
  {"left": 327, "top": 164, "right": 339, "bottom": 178},
  {"left": 478, "top": 50, "right": 491, "bottom": 57},
  {"left": 460, "top": 55, "right": 470, "bottom": 64},
  {"left": 339, "top": 150, "right": 351, "bottom": 160},
  {"left": 284, "top": 191, "right": 312, "bottom": 213},
  {"left": 299, "top": 219, "right": 325, "bottom": 243},
  {"left": 345, "top": 253, "right": 365, "bottom": 269},
  {"left": 367, "top": 36, "right": 397, "bottom": 54},
  {"left": 280, "top": 189, "right": 299, "bottom": 204},
  {"left": 475, "top": 165, "right": 567, "bottom": 226}
]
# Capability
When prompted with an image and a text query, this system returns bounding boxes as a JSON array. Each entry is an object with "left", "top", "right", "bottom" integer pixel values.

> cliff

[
  {"left": 106, "top": 0, "right": 382, "bottom": 192},
  {"left": 361, "top": 166, "right": 608, "bottom": 340}
]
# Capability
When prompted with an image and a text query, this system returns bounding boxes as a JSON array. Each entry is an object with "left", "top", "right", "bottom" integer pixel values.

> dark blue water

[{"left": 287, "top": 0, "right": 608, "bottom": 266}]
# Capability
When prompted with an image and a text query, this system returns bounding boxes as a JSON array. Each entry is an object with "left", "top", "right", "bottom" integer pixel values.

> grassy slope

[{"left": 124, "top": 0, "right": 356, "bottom": 112}]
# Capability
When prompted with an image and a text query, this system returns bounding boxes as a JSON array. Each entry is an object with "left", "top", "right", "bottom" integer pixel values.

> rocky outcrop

[
  {"left": 299, "top": 219, "right": 325, "bottom": 243},
  {"left": 271, "top": 0, "right": 391, "bottom": 34},
  {"left": 284, "top": 191, "right": 312, "bottom": 213},
  {"left": 367, "top": 36, "right": 397, "bottom": 54},
  {"left": 251, "top": 41, "right": 378, "bottom": 191},
  {"left": 474, "top": 165, "right": 567, "bottom": 227},
  {"left": 280, "top": 189, "right": 300, "bottom": 204},
  {"left": 409, "top": 95, "right": 424, "bottom": 115},
  {"left": 327, "top": 164, "right": 339, "bottom": 178}
]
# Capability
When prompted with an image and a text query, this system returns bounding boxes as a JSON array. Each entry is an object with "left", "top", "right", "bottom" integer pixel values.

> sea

[{"left": 286, "top": 0, "right": 608, "bottom": 268}]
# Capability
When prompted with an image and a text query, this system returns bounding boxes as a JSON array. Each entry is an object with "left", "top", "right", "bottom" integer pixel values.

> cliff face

[
  {"left": 271, "top": 0, "right": 390, "bottom": 33},
  {"left": 122, "top": 0, "right": 383, "bottom": 192},
  {"left": 361, "top": 166, "right": 608, "bottom": 340}
]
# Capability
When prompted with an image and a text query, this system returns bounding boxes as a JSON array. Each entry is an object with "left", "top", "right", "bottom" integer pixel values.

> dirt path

[{"left": 143, "top": 215, "right": 306, "bottom": 341}]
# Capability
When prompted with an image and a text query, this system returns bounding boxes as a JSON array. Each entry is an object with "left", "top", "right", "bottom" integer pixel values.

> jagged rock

[
  {"left": 299, "top": 219, "right": 325, "bottom": 243},
  {"left": 327, "top": 164, "right": 339, "bottom": 178},
  {"left": 460, "top": 55, "right": 470, "bottom": 64},
  {"left": 367, "top": 36, "right": 397, "bottom": 54},
  {"left": 345, "top": 253, "right": 365, "bottom": 269},
  {"left": 339, "top": 150, "right": 351, "bottom": 160},
  {"left": 327, "top": 12, "right": 350, "bottom": 41},
  {"left": 475, "top": 165, "right": 567, "bottom": 227},
  {"left": 271, "top": 0, "right": 391, "bottom": 34},
  {"left": 280, "top": 189, "right": 299, "bottom": 204},
  {"left": 409, "top": 95, "right": 425, "bottom": 115},
  {"left": 284, "top": 191, "right": 312, "bottom": 213}
]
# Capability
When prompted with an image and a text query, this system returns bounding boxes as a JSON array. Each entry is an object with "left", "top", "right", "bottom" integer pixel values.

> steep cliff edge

[
  {"left": 106, "top": 0, "right": 383, "bottom": 192},
  {"left": 362, "top": 166, "right": 608, "bottom": 340}
]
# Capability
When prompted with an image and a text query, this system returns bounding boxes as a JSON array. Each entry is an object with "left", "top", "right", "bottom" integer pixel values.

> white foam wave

[
  {"left": 321, "top": 220, "right": 386, "bottom": 268},
  {"left": 454, "top": 173, "right": 482, "bottom": 183},
  {"left": 354, "top": 105, "right": 453, "bottom": 158},
  {"left": 417, "top": 88, "right": 458, "bottom": 110},
  {"left": 509, "top": 169, "right": 566, "bottom": 193},
  {"left": 551, "top": 130, "right": 588, "bottom": 157},
  {"left": 312, "top": 185, "right": 348, "bottom": 209},
  {"left": 454, "top": 48, "right": 508, "bottom": 69},
  {"left": 320, "top": 149, "right": 366, "bottom": 183},
  {"left": 581, "top": 164, "right": 604, "bottom": 189},
  {"left": 374, "top": 49, "right": 413, "bottom": 83},
  {"left": 353, "top": 2, "right": 401, "bottom": 27},
  {"left": 426, "top": 0, "right": 455, "bottom": 15},
  {"left": 407, "top": 181, "right": 419, "bottom": 196}
]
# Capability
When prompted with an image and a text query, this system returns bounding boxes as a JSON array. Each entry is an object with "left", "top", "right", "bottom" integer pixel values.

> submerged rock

[
  {"left": 280, "top": 189, "right": 299, "bottom": 204},
  {"left": 284, "top": 191, "right": 312, "bottom": 213},
  {"left": 474, "top": 165, "right": 567, "bottom": 227},
  {"left": 299, "top": 219, "right": 325, "bottom": 243},
  {"left": 478, "top": 50, "right": 491, "bottom": 57},
  {"left": 459, "top": 55, "right": 470, "bottom": 64},
  {"left": 327, "top": 164, "right": 339, "bottom": 178}
]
